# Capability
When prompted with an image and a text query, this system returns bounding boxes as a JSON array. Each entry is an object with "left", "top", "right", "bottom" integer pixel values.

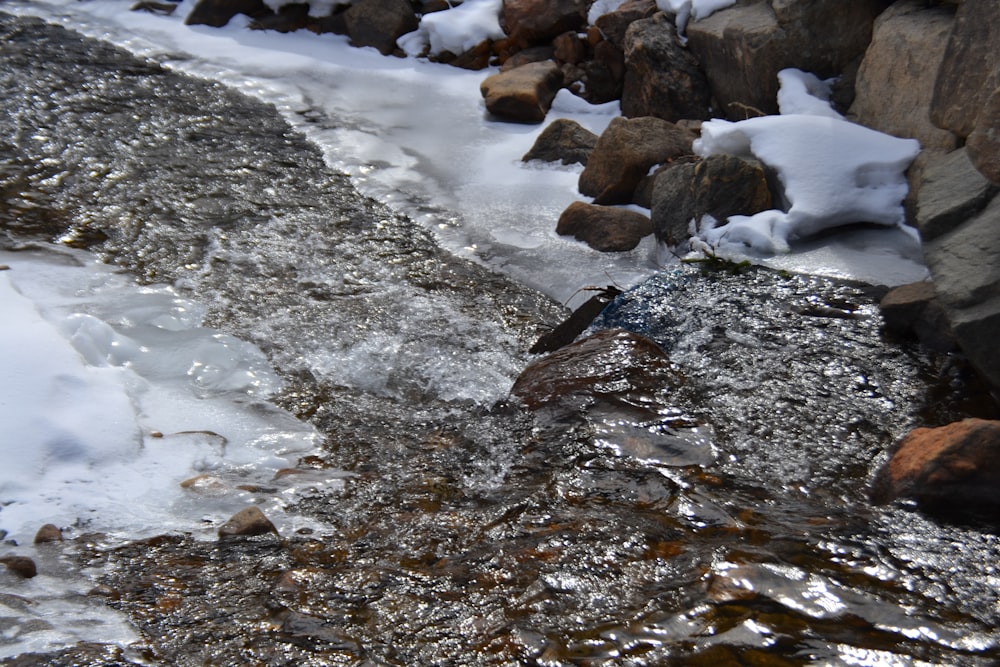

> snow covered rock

[
  {"left": 556, "top": 201, "right": 653, "bottom": 252},
  {"left": 480, "top": 60, "right": 564, "bottom": 123}
]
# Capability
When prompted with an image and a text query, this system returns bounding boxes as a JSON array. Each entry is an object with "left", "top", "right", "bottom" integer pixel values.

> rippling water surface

[{"left": 1, "top": 13, "right": 999, "bottom": 666}]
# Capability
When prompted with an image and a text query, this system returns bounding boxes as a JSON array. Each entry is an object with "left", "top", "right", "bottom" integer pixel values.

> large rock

[
  {"left": 916, "top": 148, "right": 999, "bottom": 242},
  {"left": 967, "top": 86, "right": 1000, "bottom": 185},
  {"left": 522, "top": 118, "right": 598, "bottom": 166},
  {"left": 593, "top": 0, "right": 658, "bottom": 49},
  {"left": 651, "top": 155, "right": 773, "bottom": 247},
  {"left": 185, "top": 0, "right": 270, "bottom": 27},
  {"left": 621, "top": 12, "right": 712, "bottom": 122},
  {"left": 501, "top": 0, "right": 589, "bottom": 51},
  {"left": 480, "top": 61, "right": 564, "bottom": 123},
  {"left": 848, "top": 1, "right": 958, "bottom": 154},
  {"left": 578, "top": 116, "right": 695, "bottom": 205},
  {"left": 686, "top": 0, "right": 889, "bottom": 119},
  {"left": 580, "top": 40, "right": 626, "bottom": 104},
  {"left": 873, "top": 419, "right": 1000, "bottom": 518},
  {"left": 556, "top": 201, "right": 653, "bottom": 252},
  {"left": 343, "top": 0, "right": 419, "bottom": 56}
]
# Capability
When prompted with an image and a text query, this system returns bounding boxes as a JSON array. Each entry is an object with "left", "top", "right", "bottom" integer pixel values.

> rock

[
  {"left": 873, "top": 419, "right": 1000, "bottom": 517},
  {"left": 923, "top": 195, "right": 1000, "bottom": 389},
  {"left": 34, "top": 523, "right": 64, "bottom": 544},
  {"left": 480, "top": 61, "right": 564, "bottom": 123},
  {"left": 249, "top": 3, "right": 310, "bottom": 33},
  {"left": 580, "top": 40, "right": 625, "bottom": 104},
  {"left": 500, "top": 45, "right": 554, "bottom": 71},
  {"left": 620, "top": 12, "right": 712, "bottom": 122},
  {"left": 218, "top": 506, "right": 279, "bottom": 539},
  {"left": 579, "top": 116, "right": 695, "bottom": 205},
  {"left": 967, "top": 86, "right": 1000, "bottom": 185},
  {"left": 686, "top": 0, "right": 888, "bottom": 119},
  {"left": 185, "top": 0, "right": 271, "bottom": 27},
  {"left": 930, "top": 0, "right": 1000, "bottom": 139},
  {"left": 521, "top": 118, "right": 598, "bottom": 166},
  {"left": 445, "top": 40, "right": 494, "bottom": 70},
  {"left": 130, "top": 1, "right": 179, "bottom": 15},
  {"left": 552, "top": 31, "right": 586, "bottom": 65},
  {"left": 879, "top": 281, "right": 956, "bottom": 351},
  {"left": 916, "top": 148, "right": 999, "bottom": 242},
  {"left": 511, "top": 328, "right": 677, "bottom": 410},
  {"left": 848, "top": 1, "right": 958, "bottom": 154},
  {"left": 593, "top": 0, "right": 658, "bottom": 49},
  {"left": 651, "top": 154, "right": 773, "bottom": 248},
  {"left": 556, "top": 201, "right": 653, "bottom": 252},
  {"left": 343, "top": 0, "right": 419, "bottom": 56},
  {"left": 501, "top": 0, "right": 589, "bottom": 51},
  {"left": 0, "top": 556, "right": 38, "bottom": 578}
]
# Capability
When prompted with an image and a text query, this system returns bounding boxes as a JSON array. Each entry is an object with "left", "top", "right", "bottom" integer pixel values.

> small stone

[
  {"left": 556, "top": 201, "right": 652, "bottom": 252},
  {"left": 1, "top": 556, "right": 38, "bottom": 578},
  {"left": 218, "top": 506, "right": 279, "bottom": 539},
  {"left": 34, "top": 524, "right": 64, "bottom": 544}
]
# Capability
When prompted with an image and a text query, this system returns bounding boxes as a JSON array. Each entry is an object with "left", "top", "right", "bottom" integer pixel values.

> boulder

[
  {"left": 343, "top": 0, "right": 419, "bottom": 56},
  {"left": 580, "top": 40, "right": 626, "bottom": 104},
  {"left": 521, "top": 118, "right": 598, "bottom": 166},
  {"left": 879, "top": 281, "right": 956, "bottom": 352},
  {"left": 593, "top": 0, "right": 658, "bottom": 49},
  {"left": 185, "top": 0, "right": 271, "bottom": 27},
  {"left": 651, "top": 154, "right": 773, "bottom": 247},
  {"left": 579, "top": 116, "right": 696, "bottom": 204},
  {"left": 552, "top": 31, "right": 586, "bottom": 65},
  {"left": 556, "top": 201, "right": 653, "bottom": 252},
  {"left": 0, "top": 556, "right": 37, "bottom": 579},
  {"left": 500, "top": 45, "right": 555, "bottom": 71},
  {"left": 501, "top": 0, "right": 589, "bottom": 51},
  {"left": 930, "top": 0, "right": 1000, "bottom": 139},
  {"left": 686, "top": 0, "right": 889, "bottom": 119},
  {"left": 916, "top": 148, "right": 998, "bottom": 242},
  {"left": 873, "top": 419, "right": 1000, "bottom": 518},
  {"left": 848, "top": 1, "right": 959, "bottom": 154},
  {"left": 249, "top": 3, "right": 310, "bottom": 33},
  {"left": 480, "top": 61, "right": 564, "bottom": 123},
  {"left": 34, "top": 523, "right": 64, "bottom": 544},
  {"left": 967, "top": 86, "right": 1000, "bottom": 185},
  {"left": 218, "top": 506, "right": 279, "bottom": 539},
  {"left": 621, "top": 12, "right": 712, "bottom": 122}
]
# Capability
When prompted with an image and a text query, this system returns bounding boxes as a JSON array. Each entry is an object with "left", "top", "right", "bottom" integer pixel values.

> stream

[{"left": 2, "top": 12, "right": 999, "bottom": 666}]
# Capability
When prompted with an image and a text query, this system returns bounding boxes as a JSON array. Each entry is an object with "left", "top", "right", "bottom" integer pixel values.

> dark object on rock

[
  {"left": 556, "top": 201, "right": 652, "bottom": 252},
  {"left": 34, "top": 523, "right": 64, "bottom": 544},
  {"left": 514, "top": 328, "right": 676, "bottom": 410},
  {"left": 218, "top": 506, "right": 279, "bottom": 539},
  {"left": 579, "top": 116, "right": 695, "bottom": 205},
  {"left": 916, "top": 147, "right": 999, "bottom": 242},
  {"left": 131, "top": 1, "right": 178, "bottom": 15},
  {"left": 529, "top": 286, "right": 622, "bottom": 354},
  {"left": 522, "top": 118, "right": 598, "bottom": 166},
  {"left": 621, "top": 12, "right": 712, "bottom": 122},
  {"left": 0, "top": 555, "right": 38, "bottom": 578},
  {"left": 185, "top": 0, "right": 271, "bottom": 27},
  {"left": 651, "top": 154, "right": 773, "bottom": 247},
  {"left": 879, "top": 281, "right": 956, "bottom": 351},
  {"left": 480, "top": 61, "right": 564, "bottom": 123},
  {"left": 501, "top": 0, "right": 589, "bottom": 52},
  {"left": 344, "top": 0, "right": 419, "bottom": 56},
  {"left": 873, "top": 418, "right": 1000, "bottom": 521}
]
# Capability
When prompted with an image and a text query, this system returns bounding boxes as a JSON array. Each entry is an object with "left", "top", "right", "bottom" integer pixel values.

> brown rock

[
  {"left": 218, "top": 506, "right": 279, "bottom": 539},
  {"left": 873, "top": 419, "right": 1000, "bottom": 517},
  {"left": 967, "top": 86, "right": 1000, "bottom": 185},
  {"left": 34, "top": 524, "right": 64, "bottom": 545},
  {"left": 848, "top": 0, "right": 959, "bottom": 154},
  {"left": 501, "top": 0, "right": 589, "bottom": 51},
  {"left": 593, "top": 0, "right": 658, "bottom": 49},
  {"left": 556, "top": 201, "right": 652, "bottom": 252},
  {"left": 580, "top": 40, "right": 625, "bottom": 104},
  {"left": 879, "top": 281, "right": 956, "bottom": 351},
  {"left": 579, "top": 116, "right": 696, "bottom": 205},
  {"left": 0, "top": 556, "right": 38, "bottom": 578},
  {"left": 500, "top": 45, "right": 555, "bottom": 72},
  {"left": 249, "top": 3, "right": 310, "bottom": 33},
  {"left": 552, "top": 31, "right": 586, "bottom": 65},
  {"left": 481, "top": 61, "right": 564, "bottom": 123},
  {"left": 446, "top": 40, "right": 494, "bottom": 70},
  {"left": 185, "top": 0, "right": 271, "bottom": 27},
  {"left": 522, "top": 118, "right": 598, "bottom": 166},
  {"left": 343, "top": 0, "right": 419, "bottom": 56},
  {"left": 621, "top": 12, "right": 712, "bottom": 122}
]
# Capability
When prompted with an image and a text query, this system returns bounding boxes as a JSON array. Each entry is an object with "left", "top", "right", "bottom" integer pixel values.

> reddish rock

[
  {"left": 34, "top": 523, "right": 64, "bottom": 544},
  {"left": 593, "top": 0, "right": 657, "bottom": 49},
  {"left": 185, "top": 0, "right": 271, "bottom": 27},
  {"left": 556, "top": 201, "right": 652, "bottom": 252},
  {"left": 873, "top": 419, "right": 1000, "bottom": 516},
  {"left": 480, "top": 61, "right": 564, "bottom": 123},
  {"left": 552, "top": 31, "right": 586, "bottom": 65},
  {"left": 218, "top": 506, "right": 279, "bottom": 539},
  {"left": 501, "top": 0, "right": 589, "bottom": 51},
  {"left": 343, "top": 0, "right": 419, "bottom": 56}
]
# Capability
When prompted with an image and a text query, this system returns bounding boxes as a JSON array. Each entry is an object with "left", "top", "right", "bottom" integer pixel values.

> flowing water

[{"left": 1, "top": 13, "right": 999, "bottom": 666}]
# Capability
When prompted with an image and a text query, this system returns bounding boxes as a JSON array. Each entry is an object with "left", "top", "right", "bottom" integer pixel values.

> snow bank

[
  {"left": 691, "top": 69, "right": 921, "bottom": 255},
  {"left": 399, "top": 0, "right": 505, "bottom": 57}
]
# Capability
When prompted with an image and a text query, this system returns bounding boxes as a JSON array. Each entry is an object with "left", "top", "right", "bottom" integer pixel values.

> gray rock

[
  {"left": 879, "top": 281, "right": 956, "bottom": 351},
  {"left": 522, "top": 118, "right": 598, "bottom": 166},
  {"left": 480, "top": 61, "right": 564, "bottom": 123},
  {"left": 967, "top": 85, "right": 1000, "bottom": 185},
  {"left": 917, "top": 148, "right": 999, "bottom": 242},
  {"left": 556, "top": 201, "right": 653, "bottom": 252}
]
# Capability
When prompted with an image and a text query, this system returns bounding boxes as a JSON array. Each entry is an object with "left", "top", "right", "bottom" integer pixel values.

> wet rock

[
  {"left": 130, "top": 1, "right": 179, "bottom": 15},
  {"left": 879, "top": 281, "right": 956, "bottom": 352},
  {"left": 521, "top": 118, "right": 598, "bottom": 166},
  {"left": 873, "top": 419, "right": 1000, "bottom": 517},
  {"left": 34, "top": 523, "right": 63, "bottom": 544},
  {"left": 512, "top": 328, "right": 678, "bottom": 410},
  {"left": 501, "top": 0, "right": 589, "bottom": 52},
  {"left": 848, "top": 0, "right": 958, "bottom": 154},
  {"left": 916, "top": 148, "right": 998, "bottom": 242},
  {"left": 343, "top": 0, "right": 419, "bottom": 56},
  {"left": 621, "top": 12, "right": 712, "bottom": 122},
  {"left": 579, "top": 116, "right": 695, "bottom": 205},
  {"left": 651, "top": 154, "right": 773, "bottom": 248},
  {"left": 0, "top": 555, "right": 38, "bottom": 578},
  {"left": 185, "top": 0, "right": 271, "bottom": 27},
  {"left": 218, "top": 506, "right": 279, "bottom": 539},
  {"left": 480, "top": 60, "right": 564, "bottom": 123},
  {"left": 593, "top": 0, "right": 657, "bottom": 50},
  {"left": 930, "top": 0, "right": 1000, "bottom": 139},
  {"left": 686, "top": 0, "right": 888, "bottom": 119},
  {"left": 556, "top": 201, "right": 652, "bottom": 252}
]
